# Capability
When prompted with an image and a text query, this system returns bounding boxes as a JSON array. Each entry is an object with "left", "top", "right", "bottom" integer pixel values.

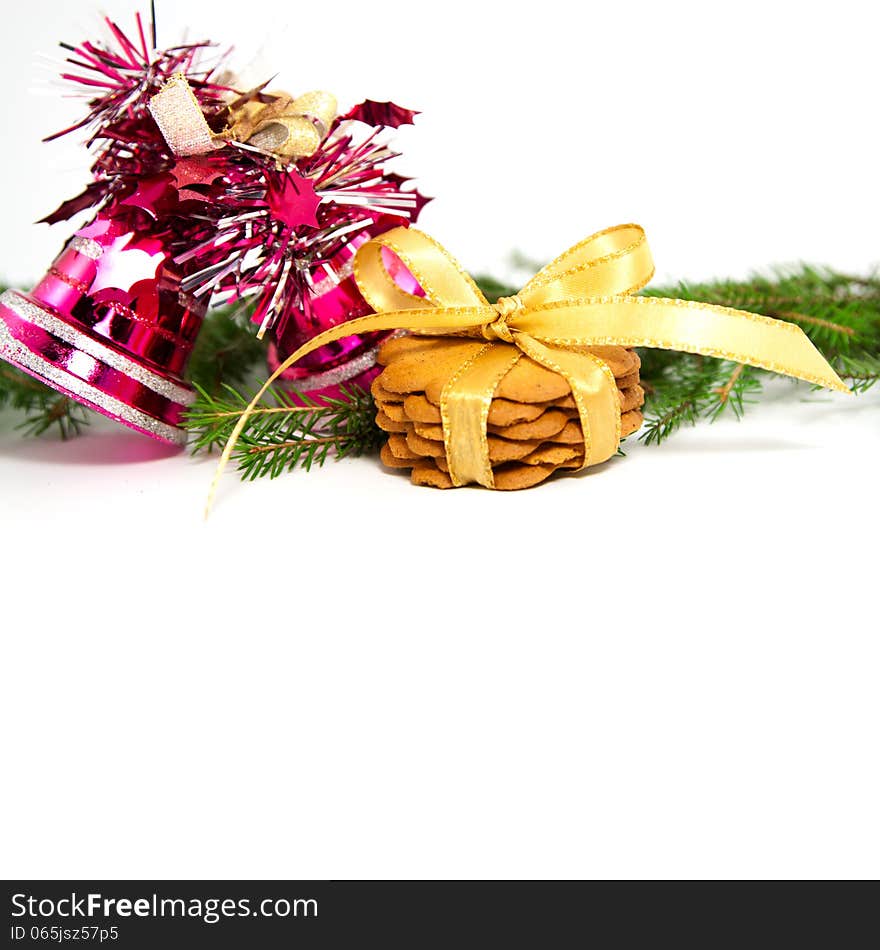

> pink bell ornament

[
  {"left": 0, "top": 200, "right": 206, "bottom": 446},
  {"left": 266, "top": 222, "right": 426, "bottom": 401},
  {"left": 0, "top": 12, "right": 228, "bottom": 445}
]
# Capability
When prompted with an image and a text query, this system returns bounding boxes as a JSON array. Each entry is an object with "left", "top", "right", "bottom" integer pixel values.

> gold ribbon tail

[
  {"left": 515, "top": 335, "right": 622, "bottom": 469},
  {"left": 515, "top": 296, "right": 850, "bottom": 393},
  {"left": 440, "top": 345, "right": 522, "bottom": 487}
]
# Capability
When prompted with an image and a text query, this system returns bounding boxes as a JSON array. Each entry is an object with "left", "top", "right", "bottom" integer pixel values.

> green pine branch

[
  {"left": 186, "top": 305, "right": 266, "bottom": 394},
  {"left": 0, "top": 281, "right": 90, "bottom": 438},
  {"left": 184, "top": 382, "right": 384, "bottom": 480},
  {"left": 0, "top": 362, "right": 91, "bottom": 439}
]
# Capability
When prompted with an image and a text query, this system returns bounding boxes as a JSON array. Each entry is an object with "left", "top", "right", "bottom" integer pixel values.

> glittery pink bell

[
  {"left": 267, "top": 228, "right": 424, "bottom": 400},
  {"left": 0, "top": 196, "right": 205, "bottom": 446}
]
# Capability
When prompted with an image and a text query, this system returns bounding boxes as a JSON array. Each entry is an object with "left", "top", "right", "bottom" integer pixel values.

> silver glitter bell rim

[{"left": 0, "top": 291, "right": 194, "bottom": 446}]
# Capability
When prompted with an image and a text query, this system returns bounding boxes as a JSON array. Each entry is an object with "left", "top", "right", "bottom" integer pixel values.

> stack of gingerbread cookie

[{"left": 372, "top": 335, "right": 644, "bottom": 489}]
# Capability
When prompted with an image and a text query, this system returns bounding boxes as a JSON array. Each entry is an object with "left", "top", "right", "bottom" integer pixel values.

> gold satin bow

[
  {"left": 149, "top": 74, "right": 336, "bottom": 161},
  {"left": 206, "top": 223, "right": 848, "bottom": 511}
]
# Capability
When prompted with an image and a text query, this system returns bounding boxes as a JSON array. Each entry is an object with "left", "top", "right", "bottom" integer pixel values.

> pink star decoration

[{"left": 266, "top": 168, "right": 321, "bottom": 229}]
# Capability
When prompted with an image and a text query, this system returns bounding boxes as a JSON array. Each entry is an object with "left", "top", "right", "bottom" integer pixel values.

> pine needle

[
  {"left": 184, "top": 382, "right": 384, "bottom": 479},
  {"left": 0, "top": 362, "right": 90, "bottom": 439}
]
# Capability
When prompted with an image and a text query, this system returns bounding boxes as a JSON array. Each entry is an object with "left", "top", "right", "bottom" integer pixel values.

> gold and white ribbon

[{"left": 149, "top": 74, "right": 336, "bottom": 161}]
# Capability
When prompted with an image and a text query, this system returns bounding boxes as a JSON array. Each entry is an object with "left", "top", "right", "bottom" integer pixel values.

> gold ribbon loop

[
  {"left": 520, "top": 223, "right": 655, "bottom": 304},
  {"left": 207, "top": 224, "right": 848, "bottom": 515},
  {"left": 353, "top": 227, "right": 487, "bottom": 313},
  {"left": 288, "top": 91, "right": 337, "bottom": 138}
]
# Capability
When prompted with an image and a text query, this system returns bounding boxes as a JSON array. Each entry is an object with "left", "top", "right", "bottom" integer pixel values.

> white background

[{"left": 1, "top": 0, "right": 878, "bottom": 879}]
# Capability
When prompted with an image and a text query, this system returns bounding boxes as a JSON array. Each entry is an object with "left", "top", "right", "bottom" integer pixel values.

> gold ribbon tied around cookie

[
  {"left": 207, "top": 223, "right": 848, "bottom": 511},
  {"left": 149, "top": 74, "right": 337, "bottom": 161}
]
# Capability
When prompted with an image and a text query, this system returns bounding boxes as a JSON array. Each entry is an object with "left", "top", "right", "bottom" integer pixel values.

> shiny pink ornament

[
  {"left": 268, "top": 230, "right": 424, "bottom": 400},
  {"left": 0, "top": 13, "right": 227, "bottom": 445},
  {"left": 0, "top": 201, "right": 205, "bottom": 445}
]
